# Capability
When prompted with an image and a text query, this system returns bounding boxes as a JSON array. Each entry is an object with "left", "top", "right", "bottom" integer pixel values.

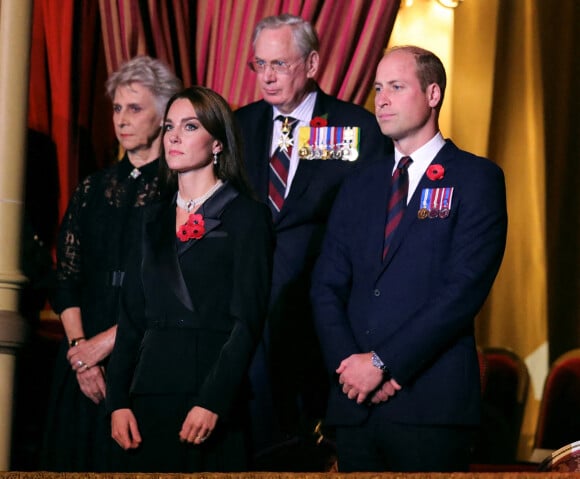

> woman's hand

[
  {"left": 76, "top": 365, "right": 106, "bottom": 404},
  {"left": 67, "top": 327, "right": 117, "bottom": 371},
  {"left": 179, "top": 406, "right": 218, "bottom": 445},
  {"left": 111, "top": 408, "right": 142, "bottom": 450}
]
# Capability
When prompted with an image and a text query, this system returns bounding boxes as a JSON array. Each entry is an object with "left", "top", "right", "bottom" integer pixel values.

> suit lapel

[
  {"left": 248, "top": 104, "right": 275, "bottom": 202},
  {"left": 147, "top": 184, "right": 240, "bottom": 312},
  {"left": 370, "top": 157, "right": 395, "bottom": 264},
  {"left": 176, "top": 182, "right": 239, "bottom": 256},
  {"left": 146, "top": 202, "right": 195, "bottom": 311},
  {"left": 278, "top": 89, "right": 330, "bottom": 222},
  {"left": 379, "top": 141, "right": 456, "bottom": 272}
]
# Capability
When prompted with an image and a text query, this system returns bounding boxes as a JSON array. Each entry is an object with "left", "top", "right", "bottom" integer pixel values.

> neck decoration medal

[{"left": 278, "top": 117, "right": 294, "bottom": 154}]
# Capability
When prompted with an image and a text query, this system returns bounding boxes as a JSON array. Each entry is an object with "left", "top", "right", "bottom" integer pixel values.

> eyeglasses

[{"left": 247, "top": 58, "right": 305, "bottom": 74}]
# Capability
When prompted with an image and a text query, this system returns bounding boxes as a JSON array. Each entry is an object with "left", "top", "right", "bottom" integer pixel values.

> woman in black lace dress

[{"left": 41, "top": 56, "right": 182, "bottom": 472}]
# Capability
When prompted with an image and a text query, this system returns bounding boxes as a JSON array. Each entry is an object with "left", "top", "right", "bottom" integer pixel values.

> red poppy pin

[
  {"left": 426, "top": 164, "right": 445, "bottom": 181},
  {"left": 310, "top": 115, "right": 328, "bottom": 127},
  {"left": 177, "top": 213, "right": 205, "bottom": 242}
]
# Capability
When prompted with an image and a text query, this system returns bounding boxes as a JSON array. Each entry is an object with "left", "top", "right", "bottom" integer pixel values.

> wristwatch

[
  {"left": 371, "top": 351, "right": 391, "bottom": 378},
  {"left": 69, "top": 337, "right": 86, "bottom": 347}
]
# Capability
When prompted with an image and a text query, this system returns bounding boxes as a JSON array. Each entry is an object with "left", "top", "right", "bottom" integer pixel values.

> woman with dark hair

[
  {"left": 42, "top": 56, "right": 182, "bottom": 472},
  {"left": 107, "top": 86, "right": 274, "bottom": 472}
]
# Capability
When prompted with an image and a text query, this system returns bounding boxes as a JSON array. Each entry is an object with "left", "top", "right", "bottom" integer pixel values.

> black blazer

[
  {"left": 312, "top": 140, "right": 508, "bottom": 426},
  {"left": 106, "top": 183, "right": 274, "bottom": 420},
  {"left": 235, "top": 88, "right": 391, "bottom": 354}
]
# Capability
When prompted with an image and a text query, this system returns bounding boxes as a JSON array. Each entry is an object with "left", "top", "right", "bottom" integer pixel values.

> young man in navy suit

[
  {"left": 311, "top": 46, "right": 508, "bottom": 471},
  {"left": 235, "top": 14, "right": 391, "bottom": 461}
]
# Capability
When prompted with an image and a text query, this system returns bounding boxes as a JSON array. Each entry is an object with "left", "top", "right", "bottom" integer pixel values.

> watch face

[{"left": 371, "top": 352, "right": 385, "bottom": 370}]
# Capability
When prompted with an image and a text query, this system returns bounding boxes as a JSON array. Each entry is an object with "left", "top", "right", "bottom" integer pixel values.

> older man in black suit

[{"left": 235, "top": 13, "right": 391, "bottom": 459}]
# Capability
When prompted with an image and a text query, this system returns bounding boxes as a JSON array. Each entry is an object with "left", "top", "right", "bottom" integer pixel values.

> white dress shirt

[
  {"left": 271, "top": 92, "right": 317, "bottom": 198},
  {"left": 393, "top": 132, "right": 446, "bottom": 204}
]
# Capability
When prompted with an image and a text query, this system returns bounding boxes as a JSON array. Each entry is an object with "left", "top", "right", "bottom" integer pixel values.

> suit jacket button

[{"left": 373, "top": 289, "right": 381, "bottom": 296}]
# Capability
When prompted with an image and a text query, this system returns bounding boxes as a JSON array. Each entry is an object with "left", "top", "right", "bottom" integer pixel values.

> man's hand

[
  {"left": 111, "top": 408, "right": 142, "bottom": 450},
  {"left": 180, "top": 406, "right": 218, "bottom": 445},
  {"left": 336, "top": 352, "right": 384, "bottom": 404},
  {"left": 370, "top": 378, "right": 402, "bottom": 404}
]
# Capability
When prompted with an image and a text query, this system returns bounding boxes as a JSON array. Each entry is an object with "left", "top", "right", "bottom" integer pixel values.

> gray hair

[
  {"left": 252, "top": 14, "right": 319, "bottom": 57},
  {"left": 105, "top": 55, "right": 182, "bottom": 115}
]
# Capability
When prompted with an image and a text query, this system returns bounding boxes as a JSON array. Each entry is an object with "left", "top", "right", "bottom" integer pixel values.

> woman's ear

[{"left": 213, "top": 140, "right": 223, "bottom": 154}]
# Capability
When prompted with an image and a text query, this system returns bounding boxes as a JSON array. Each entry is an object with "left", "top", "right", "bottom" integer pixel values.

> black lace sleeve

[{"left": 51, "top": 176, "right": 93, "bottom": 314}]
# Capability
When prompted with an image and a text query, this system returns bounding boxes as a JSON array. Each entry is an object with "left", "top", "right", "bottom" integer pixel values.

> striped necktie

[
  {"left": 268, "top": 116, "right": 296, "bottom": 216},
  {"left": 383, "top": 156, "right": 413, "bottom": 259}
]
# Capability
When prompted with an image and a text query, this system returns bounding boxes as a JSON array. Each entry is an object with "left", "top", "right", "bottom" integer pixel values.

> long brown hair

[{"left": 159, "top": 86, "right": 254, "bottom": 198}]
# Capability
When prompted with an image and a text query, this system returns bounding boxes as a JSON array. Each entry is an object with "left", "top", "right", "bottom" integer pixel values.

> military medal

[
  {"left": 428, "top": 188, "right": 440, "bottom": 218},
  {"left": 418, "top": 188, "right": 430, "bottom": 219},
  {"left": 419, "top": 187, "right": 454, "bottom": 219},
  {"left": 438, "top": 187, "right": 453, "bottom": 218},
  {"left": 277, "top": 117, "right": 294, "bottom": 153},
  {"left": 321, "top": 129, "right": 330, "bottom": 160},
  {"left": 297, "top": 125, "right": 360, "bottom": 161},
  {"left": 298, "top": 145, "right": 311, "bottom": 159}
]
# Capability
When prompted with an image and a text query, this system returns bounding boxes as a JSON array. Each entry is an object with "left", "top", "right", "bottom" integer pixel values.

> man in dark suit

[
  {"left": 311, "top": 46, "right": 508, "bottom": 472},
  {"left": 235, "top": 14, "right": 391, "bottom": 458}
]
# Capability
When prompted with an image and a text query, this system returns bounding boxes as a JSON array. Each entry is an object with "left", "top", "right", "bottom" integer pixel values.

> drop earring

[{"left": 213, "top": 152, "right": 219, "bottom": 165}]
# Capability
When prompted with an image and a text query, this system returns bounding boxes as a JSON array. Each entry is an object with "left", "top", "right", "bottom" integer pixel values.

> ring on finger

[{"left": 76, "top": 360, "right": 85, "bottom": 368}]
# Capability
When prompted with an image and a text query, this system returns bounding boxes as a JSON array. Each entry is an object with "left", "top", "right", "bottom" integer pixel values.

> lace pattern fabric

[{"left": 53, "top": 155, "right": 160, "bottom": 333}]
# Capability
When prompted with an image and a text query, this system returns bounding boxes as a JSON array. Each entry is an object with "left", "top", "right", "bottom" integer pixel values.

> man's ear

[
  {"left": 306, "top": 51, "right": 319, "bottom": 79},
  {"left": 427, "top": 83, "right": 442, "bottom": 109}
]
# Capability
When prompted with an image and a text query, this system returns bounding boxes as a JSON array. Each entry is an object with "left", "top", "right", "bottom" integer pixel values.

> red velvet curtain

[
  {"left": 28, "top": 0, "right": 77, "bottom": 222},
  {"left": 98, "top": 0, "right": 195, "bottom": 86},
  {"left": 28, "top": 0, "right": 400, "bottom": 218},
  {"left": 28, "top": 0, "right": 111, "bottom": 229},
  {"left": 194, "top": 0, "right": 399, "bottom": 107}
]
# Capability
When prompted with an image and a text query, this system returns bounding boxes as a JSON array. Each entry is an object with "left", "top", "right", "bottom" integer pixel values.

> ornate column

[{"left": 0, "top": 0, "right": 33, "bottom": 470}]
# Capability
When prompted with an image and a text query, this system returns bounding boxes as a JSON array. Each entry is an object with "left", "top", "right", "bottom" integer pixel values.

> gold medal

[
  {"left": 299, "top": 145, "right": 311, "bottom": 159},
  {"left": 417, "top": 208, "right": 429, "bottom": 220}
]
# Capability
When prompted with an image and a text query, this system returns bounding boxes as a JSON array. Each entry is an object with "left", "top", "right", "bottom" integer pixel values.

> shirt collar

[
  {"left": 272, "top": 91, "right": 317, "bottom": 124},
  {"left": 394, "top": 132, "right": 446, "bottom": 172}
]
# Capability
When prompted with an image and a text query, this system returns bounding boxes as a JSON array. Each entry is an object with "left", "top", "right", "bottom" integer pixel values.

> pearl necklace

[{"left": 176, "top": 180, "right": 223, "bottom": 212}]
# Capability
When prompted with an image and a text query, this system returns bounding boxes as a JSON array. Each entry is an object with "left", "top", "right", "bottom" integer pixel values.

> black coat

[{"left": 107, "top": 183, "right": 273, "bottom": 432}]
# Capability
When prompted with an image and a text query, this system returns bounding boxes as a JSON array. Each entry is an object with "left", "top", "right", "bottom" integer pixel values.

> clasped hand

[
  {"left": 67, "top": 336, "right": 109, "bottom": 404},
  {"left": 336, "top": 352, "right": 401, "bottom": 404}
]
